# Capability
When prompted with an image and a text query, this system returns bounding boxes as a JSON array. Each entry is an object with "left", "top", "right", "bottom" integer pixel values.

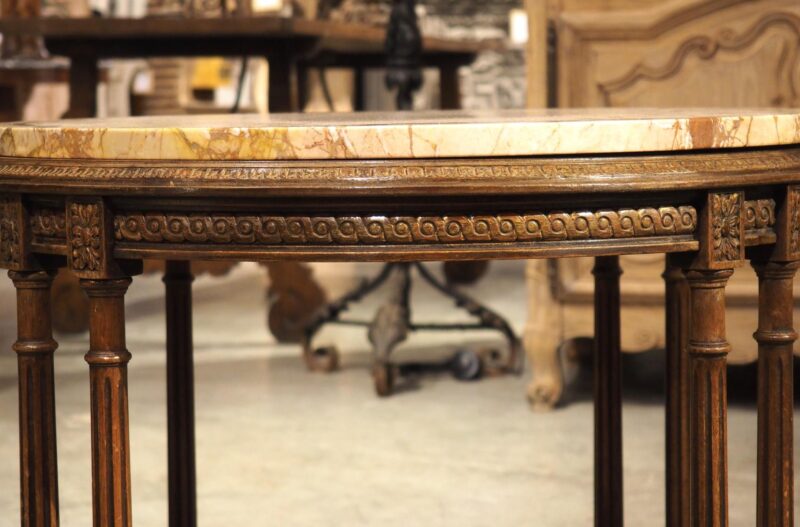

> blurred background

[{"left": 0, "top": 0, "right": 799, "bottom": 525}]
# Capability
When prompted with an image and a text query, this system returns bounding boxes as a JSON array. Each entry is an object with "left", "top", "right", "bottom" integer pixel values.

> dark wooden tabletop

[{"left": 0, "top": 16, "right": 497, "bottom": 63}]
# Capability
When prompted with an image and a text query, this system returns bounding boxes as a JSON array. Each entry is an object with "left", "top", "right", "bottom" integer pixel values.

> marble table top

[{"left": 1, "top": 109, "right": 799, "bottom": 161}]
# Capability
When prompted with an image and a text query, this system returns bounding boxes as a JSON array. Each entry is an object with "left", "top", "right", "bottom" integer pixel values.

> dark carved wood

[
  {"left": 113, "top": 206, "right": 698, "bottom": 246},
  {"left": 385, "top": 0, "right": 422, "bottom": 110},
  {"left": 711, "top": 192, "right": 744, "bottom": 263},
  {"left": 744, "top": 199, "right": 777, "bottom": 246},
  {"left": 68, "top": 201, "right": 103, "bottom": 272},
  {"left": 81, "top": 278, "right": 133, "bottom": 527},
  {"left": 751, "top": 259, "right": 796, "bottom": 527},
  {"left": 29, "top": 197, "right": 776, "bottom": 251},
  {"left": 164, "top": 261, "right": 197, "bottom": 527},
  {"left": 789, "top": 189, "right": 800, "bottom": 255},
  {"left": 0, "top": 195, "right": 23, "bottom": 269},
  {"left": 664, "top": 255, "right": 690, "bottom": 527},
  {"left": 10, "top": 269, "right": 60, "bottom": 527},
  {"left": 593, "top": 256, "right": 623, "bottom": 527},
  {"left": 685, "top": 268, "right": 732, "bottom": 527}
]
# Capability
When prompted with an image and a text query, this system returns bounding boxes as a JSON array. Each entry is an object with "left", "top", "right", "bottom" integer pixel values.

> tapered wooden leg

[
  {"left": 164, "top": 261, "right": 197, "bottom": 527},
  {"left": 11, "top": 270, "right": 60, "bottom": 527},
  {"left": 81, "top": 278, "right": 133, "bottom": 527},
  {"left": 439, "top": 61, "right": 461, "bottom": 110},
  {"left": 593, "top": 256, "right": 623, "bottom": 527},
  {"left": 664, "top": 257, "right": 690, "bottom": 527},
  {"left": 752, "top": 260, "right": 796, "bottom": 527},
  {"left": 685, "top": 269, "right": 732, "bottom": 527}
]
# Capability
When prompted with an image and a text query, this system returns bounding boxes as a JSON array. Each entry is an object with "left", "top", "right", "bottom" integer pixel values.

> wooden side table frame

[{"left": 0, "top": 110, "right": 797, "bottom": 527}]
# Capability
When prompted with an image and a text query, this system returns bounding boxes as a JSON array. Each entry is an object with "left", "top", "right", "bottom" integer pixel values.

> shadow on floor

[{"left": 559, "top": 343, "right": 800, "bottom": 408}]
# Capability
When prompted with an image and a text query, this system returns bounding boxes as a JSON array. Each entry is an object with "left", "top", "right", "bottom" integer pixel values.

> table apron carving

[
  {"left": 0, "top": 195, "right": 785, "bottom": 263},
  {"left": 9, "top": 195, "right": 783, "bottom": 262}
]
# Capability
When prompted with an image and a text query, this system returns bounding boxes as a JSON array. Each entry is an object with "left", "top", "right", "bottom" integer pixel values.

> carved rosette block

[
  {"left": 81, "top": 278, "right": 133, "bottom": 527},
  {"left": 790, "top": 187, "right": 800, "bottom": 256},
  {"left": 711, "top": 192, "right": 744, "bottom": 263},
  {"left": 67, "top": 198, "right": 138, "bottom": 279},
  {"left": 10, "top": 270, "right": 60, "bottom": 527},
  {"left": 68, "top": 200, "right": 103, "bottom": 272},
  {"left": 694, "top": 191, "right": 745, "bottom": 270},
  {"left": 0, "top": 194, "right": 29, "bottom": 270}
]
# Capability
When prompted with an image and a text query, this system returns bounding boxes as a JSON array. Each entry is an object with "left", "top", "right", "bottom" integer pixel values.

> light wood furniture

[
  {"left": 2, "top": 108, "right": 798, "bottom": 527},
  {"left": 524, "top": 0, "right": 800, "bottom": 411}
]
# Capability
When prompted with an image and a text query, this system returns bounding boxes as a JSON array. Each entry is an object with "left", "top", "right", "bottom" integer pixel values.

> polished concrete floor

[{"left": 0, "top": 261, "right": 797, "bottom": 526}]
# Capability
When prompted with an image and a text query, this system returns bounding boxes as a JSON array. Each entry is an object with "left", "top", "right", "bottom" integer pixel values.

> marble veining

[{"left": 1, "top": 109, "right": 799, "bottom": 161}]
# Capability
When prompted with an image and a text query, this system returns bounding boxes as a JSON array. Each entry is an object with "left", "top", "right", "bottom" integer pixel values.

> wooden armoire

[{"left": 524, "top": 0, "right": 800, "bottom": 409}]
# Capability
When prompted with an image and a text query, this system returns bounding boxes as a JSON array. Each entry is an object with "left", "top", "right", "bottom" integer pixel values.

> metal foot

[{"left": 302, "top": 262, "right": 521, "bottom": 396}]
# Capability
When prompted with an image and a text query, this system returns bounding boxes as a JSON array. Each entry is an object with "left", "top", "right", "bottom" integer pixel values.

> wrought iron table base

[{"left": 302, "top": 262, "right": 522, "bottom": 396}]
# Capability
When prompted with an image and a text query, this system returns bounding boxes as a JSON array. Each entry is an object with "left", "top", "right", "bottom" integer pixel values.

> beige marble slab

[{"left": 1, "top": 109, "right": 799, "bottom": 161}]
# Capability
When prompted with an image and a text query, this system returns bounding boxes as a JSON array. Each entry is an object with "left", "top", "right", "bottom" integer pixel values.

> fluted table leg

[
  {"left": 593, "top": 256, "right": 623, "bottom": 527},
  {"left": 164, "top": 261, "right": 197, "bottom": 527},
  {"left": 82, "top": 278, "right": 133, "bottom": 527},
  {"left": 752, "top": 260, "right": 796, "bottom": 527},
  {"left": 664, "top": 257, "right": 690, "bottom": 527},
  {"left": 11, "top": 270, "right": 60, "bottom": 527},
  {"left": 686, "top": 269, "right": 732, "bottom": 527}
]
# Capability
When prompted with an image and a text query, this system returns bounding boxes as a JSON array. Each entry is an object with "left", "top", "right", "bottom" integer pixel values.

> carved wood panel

[
  {"left": 557, "top": 0, "right": 800, "bottom": 108},
  {"left": 548, "top": 0, "right": 800, "bottom": 361}
]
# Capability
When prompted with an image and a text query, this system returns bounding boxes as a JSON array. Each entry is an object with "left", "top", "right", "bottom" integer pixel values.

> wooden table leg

[
  {"left": 664, "top": 256, "right": 690, "bottom": 527},
  {"left": 439, "top": 61, "right": 461, "bottom": 110},
  {"left": 354, "top": 66, "right": 365, "bottom": 112},
  {"left": 593, "top": 256, "right": 623, "bottom": 527},
  {"left": 81, "top": 278, "right": 134, "bottom": 527},
  {"left": 752, "top": 259, "right": 796, "bottom": 527},
  {"left": 164, "top": 261, "right": 197, "bottom": 527},
  {"left": 64, "top": 55, "right": 99, "bottom": 119},
  {"left": 11, "top": 269, "right": 60, "bottom": 527},
  {"left": 268, "top": 54, "right": 298, "bottom": 113},
  {"left": 685, "top": 269, "right": 732, "bottom": 527}
]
